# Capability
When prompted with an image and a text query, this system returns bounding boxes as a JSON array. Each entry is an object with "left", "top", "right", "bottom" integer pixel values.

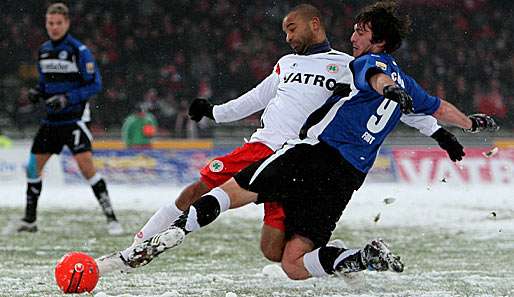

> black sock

[
  {"left": 24, "top": 181, "right": 42, "bottom": 223},
  {"left": 173, "top": 194, "right": 223, "bottom": 234},
  {"left": 314, "top": 246, "right": 366, "bottom": 275},
  {"left": 91, "top": 178, "right": 117, "bottom": 222}
]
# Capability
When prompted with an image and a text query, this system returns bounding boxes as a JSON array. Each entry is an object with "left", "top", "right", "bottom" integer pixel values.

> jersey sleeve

[
  {"left": 212, "top": 71, "right": 279, "bottom": 123},
  {"left": 350, "top": 54, "right": 387, "bottom": 92},
  {"left": 400, "top": 114, "right": 440, "bottom": 136},
  {"left": 402, "top": 73, "right": 441, "bottom": 115},
  {"left": 66, "top": 46, "right": 102, "bottom": 105}
]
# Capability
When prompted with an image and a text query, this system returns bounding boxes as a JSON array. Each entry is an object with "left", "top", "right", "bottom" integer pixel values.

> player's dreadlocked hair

[{"left": 354, "top": 1, "right": 411, "bottom": 53}]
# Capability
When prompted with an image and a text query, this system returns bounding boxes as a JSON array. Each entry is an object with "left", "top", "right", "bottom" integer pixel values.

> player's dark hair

[
  {"left": 354, "top": 1, "right": 411, "bottom": 53},
  {"left": 289, "top": 4, "right": 325, "bottom": 30},
  {"left": 46, "top": 2, "right": 70, "bottom": 19}
]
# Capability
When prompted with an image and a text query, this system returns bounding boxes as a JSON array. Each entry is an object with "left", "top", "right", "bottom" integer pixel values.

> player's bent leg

[
  {"left": 110, "top": 180, "right": 257, "bottom": 271},
  {"left": 131, "top": 180, "right": 210, "bottom": 245},
  {"left": 281, "top": 235, "right": 315, "bottom": 280},
  {"left": 75, "top": 151, "right": 122, "bottom": 235},
  {"left": 260, "top": 201, "right": 286, "bottom": 262}
]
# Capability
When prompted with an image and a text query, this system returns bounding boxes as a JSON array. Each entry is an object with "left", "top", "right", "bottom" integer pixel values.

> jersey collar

[
  {"left": 301, "top": 40, "right": 331, "bottom": 55},
  {"left": 51, "top": 33, "right": 69, "bottom": 46}
]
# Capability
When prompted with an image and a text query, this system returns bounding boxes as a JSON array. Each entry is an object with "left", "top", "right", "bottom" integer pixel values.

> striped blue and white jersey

[
  {"left": 37, "top": 34, "right": 102, "bottom": 125},
  {"left": 306, "top": 52, "right": 441, "bottom": 173}
]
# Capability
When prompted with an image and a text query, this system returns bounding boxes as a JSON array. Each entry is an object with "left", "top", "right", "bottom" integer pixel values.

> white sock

[
  {"left": 133, "top": 202, "right": 183, "bottom": 244},
  {"left": 87, "top": 173, "right": 102, "bottom": 185},
  {"left": 303, "top": 248, "right": 329, "bottom": 277}
]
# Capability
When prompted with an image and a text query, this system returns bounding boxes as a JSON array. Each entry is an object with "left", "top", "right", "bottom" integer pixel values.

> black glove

[
  {"left": 45, "top": 95, "right": 68, "bottom": 112},
  {"left": 383, "top": 85, "right": 414, "bottom": 114},
  {"left": 28, "top": 87, "right": 44, "bottom": 104},
  {"left": 188, "top": 98, "right": 214, "bottom": 122},
  {"left": 431, "top": 127, "right": 465, "bottom": 162},
  {"left": 464, "top": 114, "right": 499, "bottom": 133}
]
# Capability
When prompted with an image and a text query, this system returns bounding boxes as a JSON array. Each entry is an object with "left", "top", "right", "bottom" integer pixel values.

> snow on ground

[{"left": 1, "top": 182, "right": 512, "bottom": 233}]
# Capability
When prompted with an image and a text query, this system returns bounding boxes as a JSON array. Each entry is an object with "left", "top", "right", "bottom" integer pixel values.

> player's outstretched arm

[{"left": 432, "top": 100, "right": 499, "bottom": 132}]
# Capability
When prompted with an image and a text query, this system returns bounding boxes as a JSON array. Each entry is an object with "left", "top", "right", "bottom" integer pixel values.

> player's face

[
  {"left": 350, "top": 23, "right": 378, "bottom": 57},
  {"left": 282, "top": 13, "right": 315, "bottom": 54},
  {"left": 46, "top": 13, "right": 69, "bottom": 41}
]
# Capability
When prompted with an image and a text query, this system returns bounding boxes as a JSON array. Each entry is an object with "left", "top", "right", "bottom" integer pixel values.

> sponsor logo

[
  {"left": 209, "top": 160, "right": 224, "bottom": 172},
  {"left": 136, "top": 231, "right": 144, "bottom": 239},
  {"left": 283, "top": 72, "right": 338, "bottom": 91},
  {"left": 375, "top": 61, "right": 387, "bottom": 71},
  {"left": 274, "top": 63, "right": 280, "bottom": 75},
  {"left": 74, "top": 263, "right": 84, "bottom": 272},
  {"left": 40, "top": 59, "right": 79, "bottom": 73},
  {"left": 326, "top": 64, "right": 339, "bottom": 74},
  {"left": 58, "top": 50, "right": 68, "bottom": 60},
  {"left": 86, "top": 62, "right": 95, "bottom": 74}
]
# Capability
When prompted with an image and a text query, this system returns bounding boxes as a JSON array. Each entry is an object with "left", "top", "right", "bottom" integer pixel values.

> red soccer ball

[{"left": 55, "top": 252, "right": 99, "bottom": 294}]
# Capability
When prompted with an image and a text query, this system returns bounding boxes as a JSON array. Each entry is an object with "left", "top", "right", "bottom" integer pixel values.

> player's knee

[
  {"left": 260, "top": 241, "right": 283, "bottom": 263},
  {"left": 260, "top": 225, "right": 286, "bottom": 262}
]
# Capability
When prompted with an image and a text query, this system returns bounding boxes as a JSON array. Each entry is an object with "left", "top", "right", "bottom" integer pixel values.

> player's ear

[
  {"left": 310, "top": 16, "right": 321, "bottom": 31},
  {"left": 372, "top": 39, "right": 386, "bottom": 52}
]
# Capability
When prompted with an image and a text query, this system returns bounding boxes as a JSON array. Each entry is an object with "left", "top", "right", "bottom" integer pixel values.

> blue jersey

[
  {"left": 308, "top": 53, "right": 441, "bottom": 173},
  {"left": 37, "top": 34, "right": 102, "bottom": 125}
]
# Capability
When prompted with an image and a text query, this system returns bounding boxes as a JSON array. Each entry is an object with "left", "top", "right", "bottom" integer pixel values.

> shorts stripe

[
  {"left": 76, "top": 121, "right": 93, "bottom": 141},
  {"left": 249, "top": 143, "right": 293, "bottom": 185}
]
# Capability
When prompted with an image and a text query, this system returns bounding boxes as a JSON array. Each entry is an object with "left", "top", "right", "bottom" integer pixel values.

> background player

[{"left": 2, "top": 3, "right": 123, "bottom": 236}]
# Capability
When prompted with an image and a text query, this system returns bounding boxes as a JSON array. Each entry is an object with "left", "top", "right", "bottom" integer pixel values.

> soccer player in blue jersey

[
  {"left": 3, "top": 3, "right": 123, "bottom": 235},
  {"left": 97, "top": 1, "right": 498, "bottom": 281}
]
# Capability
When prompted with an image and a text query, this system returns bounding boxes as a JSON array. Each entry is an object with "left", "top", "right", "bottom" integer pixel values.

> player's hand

[
  {"left": 464, "top": 114, "right": 499, "bottom": 133},
  {"left": 45, "top": 95, "right": 68, "bottom": 112},
  {"left": 333, "top": 83, "right": 352, "bottom": 98},
  {"left": 28, "top": 87, "right": 44, "bottom": 104},
  {"left": 188, "top": 98, "right": 214, "bottom": 122},
  {"left": 431, "top": 127, "right": 465, "bottom": 162},
  {"left": 383, "top": 85, "right": 414, "bottom": 114}
]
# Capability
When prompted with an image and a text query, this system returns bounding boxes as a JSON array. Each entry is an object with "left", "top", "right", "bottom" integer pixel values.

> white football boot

[
  {"left": 2, "top": 219, "right": 37, "bottom": 235},
  {"left": 125, "top": 226, "right": 185, "bottom": 268},
  {"left": 107, "top": 220, "right": 124, "bottom": 236},
  {"left": 96, "top": 252, "right": 133, "bottom": 275}
]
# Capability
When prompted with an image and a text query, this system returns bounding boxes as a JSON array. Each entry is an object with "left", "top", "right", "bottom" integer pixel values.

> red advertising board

[{"left": 392, "top": 147, "right": 513, "bottom": 184}]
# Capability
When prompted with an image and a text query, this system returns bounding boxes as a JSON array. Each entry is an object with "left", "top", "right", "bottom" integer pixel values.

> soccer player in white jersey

[{"left": 96, "top": 4, "right": 465, "bottom": 274}]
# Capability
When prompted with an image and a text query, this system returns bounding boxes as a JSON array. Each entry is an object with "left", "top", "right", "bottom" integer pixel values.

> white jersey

[{"left": 212, "top": 49, "right": 439, "bottom": 151}]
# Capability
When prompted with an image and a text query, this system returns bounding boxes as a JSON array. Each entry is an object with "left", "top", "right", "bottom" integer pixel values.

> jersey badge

[
  {"left": 375, "top": 61, "right": 387, "bottom": 71},
  {"left": 209, "top": 160, "right": 224, "bottom": 173},
  {"left": 58, "top": 50, "right": 68, "bottom": 60},
  {"left": 326, "top": 64, "right": 339, "bottom": 74},
  {"left": 86, "top": 62, "right": 95, "bottom": 74}
]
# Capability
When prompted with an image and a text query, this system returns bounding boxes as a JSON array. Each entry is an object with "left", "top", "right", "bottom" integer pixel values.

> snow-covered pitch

[{"left": 0, "top": 183, "right": 512, "bottom": 296}]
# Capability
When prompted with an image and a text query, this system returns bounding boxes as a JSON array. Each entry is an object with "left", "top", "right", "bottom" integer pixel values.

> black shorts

[
  {"left": 31, "top": 122, "right": 93, "bottom": 155},
  {"left": 234, "top": 140, "right": 366, "bottom": 247}
]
